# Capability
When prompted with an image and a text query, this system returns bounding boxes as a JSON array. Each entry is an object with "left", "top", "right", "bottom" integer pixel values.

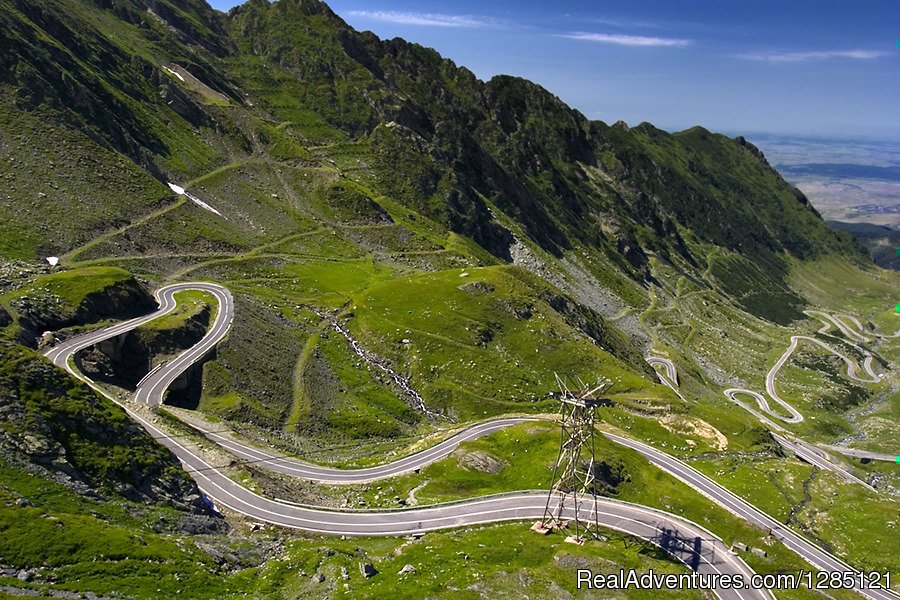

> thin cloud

[
  {"left": 561, "top": 32, "right": 691, "bottom": 47},
  {"left": 589, "top": 18, "right": 663, "bottom": 30},
  {"left": 345, "top": 10, "right": 495, "bottom": 28},
  {"left": 737, "top": 49, "right": 890, "bottom": 62}
]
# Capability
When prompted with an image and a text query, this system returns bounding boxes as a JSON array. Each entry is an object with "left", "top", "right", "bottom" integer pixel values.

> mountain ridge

[
  {"left": 0, "top": 0, "right": 884, "bottom": 438},
  {"left": 1, "top": 0, "right": 862, "bottom": 272},
  {"left": 0, "top": 2, "right": 898, "bottom": 597}
]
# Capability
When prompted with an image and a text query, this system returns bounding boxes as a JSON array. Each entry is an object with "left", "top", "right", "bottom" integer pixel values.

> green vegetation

[
  {"left": 306, "top": 421, "right": 896, "bottom": 583},
  {"left": 690, "top": 454, "right": 900, "bottom": 576},
  {"left": 0, "top": 0, "right": 897, "bottom": 597},
  {"left": 142, "top": 290, "right": 215, "bottom": 332},
  {"left": 0, "top": 338, "right": 200, "bottom": 507},
  {"left": 0, "top": 98, "right": 174, "bottom": 260},
  {"left": 0, "top": 461, "right": 714, "bottom": 600},
  {"left": 9, "top": 266, "right": 134, "bottom": 307},
  {"left": 708, "top": 252, "right": 805, "bottom": 325},
  {"left": 257, "top": 523, "right": 706, "bottom": 600},
  {"left": 0, "top": 463, "right": 241, "bottom": 599},
  {"left": 351, "top": 265, "right": 669, "bottom": 422},
  {"left": 0, "top": 266, "right": 152, "bottom": 343}
]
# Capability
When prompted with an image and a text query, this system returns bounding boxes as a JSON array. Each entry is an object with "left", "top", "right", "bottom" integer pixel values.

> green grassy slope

[
  {"left": 0, "top": 340, "right": 203, "bottom": 507},
  {"left": 0, "top": 0, "right": 892, "bottom": 458},
  {"left": 0, "top": 1, "right": 897, "bottom": 597},
  {"left": 0, "top": 266, "right": 155, "bottom": 344}
]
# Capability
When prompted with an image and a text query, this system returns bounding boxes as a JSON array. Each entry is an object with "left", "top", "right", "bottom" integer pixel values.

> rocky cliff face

[
  {"left": 0, "top": 340, "right": 216, "bottom": 516},
  {"left": 80, "top": 303, "right": 211, "bottom": 388},
  {"left": 12, "top": 276, "right": 155, "bottom": 347}
]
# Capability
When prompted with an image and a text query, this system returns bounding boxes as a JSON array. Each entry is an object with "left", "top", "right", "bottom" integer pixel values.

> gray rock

[
  {"left": 453, "top": 449, "right": 507, "bottom": 474},
  {"left": 340, "top": 566, "right": 350, "bottom": 580},
  {"left": 312, "top": 573, "right": 325, "bottom": 583},
  {"left": 360, "top": 562, "right": 377, "bottom": 578},
  {"left": 398, "top": 564, "right": 416, "bottom": 576},
  {"left": 17, "top": 569, "right": 33, "bottom": 582}
]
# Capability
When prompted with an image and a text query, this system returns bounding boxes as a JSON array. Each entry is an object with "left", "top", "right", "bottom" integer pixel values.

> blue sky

[{"left": 209, "top": 1, "right": 899, "bottom": 139}]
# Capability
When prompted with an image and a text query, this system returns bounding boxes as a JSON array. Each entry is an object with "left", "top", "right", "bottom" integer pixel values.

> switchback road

[
  {"left": 45, "top": 284, "right": 899, "bottom": 600},
  {"left": 43, "top": 283, "right": 768, "bottom": 600},
  {"left": 170, "top": 409, "right": 536, "bottom": 484},
  {"left": 647, "top": 355, "right": 688, "bottom": 402},
  {"left": 724, "top": 311, "right": 882, "bottom": 427}
]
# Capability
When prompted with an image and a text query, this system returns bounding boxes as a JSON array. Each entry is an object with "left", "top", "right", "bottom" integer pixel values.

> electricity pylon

[{"left": 534, "top": 374, "right": 611, "bottom": 544}]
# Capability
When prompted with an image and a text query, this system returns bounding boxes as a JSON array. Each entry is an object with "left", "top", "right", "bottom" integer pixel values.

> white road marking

[{"left": 43, "top": 286, "right": 898, "bottom": 600}]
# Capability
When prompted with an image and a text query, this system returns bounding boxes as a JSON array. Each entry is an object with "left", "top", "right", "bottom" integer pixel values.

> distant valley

[
  {"left": 0, "top": 1, "right": 897, "bottom": 598},
  {"left": 747, "top": 133, "right": 900, "bottom": 228}
]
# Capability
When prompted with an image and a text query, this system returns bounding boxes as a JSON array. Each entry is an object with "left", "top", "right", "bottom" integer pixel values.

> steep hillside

[
  {"left": 0, "top": 1, "right": 898, "bottom": 598},
  {"left": 1, "top": 265, "right": 155, "bottom": 346},
  {"left": 0, "top": 0, "right": 889, "bottom": 448},
  {"left": 0, "top": 340, "right": 209, "bottom": 510},
  {"left": 224, "top": 0, "right": 861, "bottom": 271},
  {"left": 1, "top": 0, "right": 860, "bottom": 267},
  {"left": 828, "top": 220, "right": 900, "bottom": 270}
]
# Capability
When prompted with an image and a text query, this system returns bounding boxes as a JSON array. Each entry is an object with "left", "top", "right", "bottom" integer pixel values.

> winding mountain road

[
  {"left": 171, "top": 411, "right": 535, "bottom": 484},
  {"left": 647, "top": 355, "right": 688, "bottom": 402},
  {"left": 44, "top": 283, "right": 767, "bottom": 600},
  {"left": 719, "top": 309, "right": 893, "bottom": 473},
  {"left": 724, "top": 313, "right": 882, "bottom": 428},
  {"left": 648, "top": 356, "right": 679, "bottom": 386},
  {"left": 806, "top": 311, "right": 870, "bottom": 343},
  {"left": 44, "top": 283, "right": 899, "bottom": 600},
  {"left": 648, "top": 346, "right": 875, "bottom": 486},
  {"left": 718, "top": 390, "right": 871, "bottom": 487},
  {"left": 44, "top": 282, "right": 235, "bottom": 383}
]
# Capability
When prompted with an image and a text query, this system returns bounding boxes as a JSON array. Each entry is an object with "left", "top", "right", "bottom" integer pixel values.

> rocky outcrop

[
  {"left": 453, "top": 449, "right": 508, "bottom": 474},
  {"left": 541, "top": 289, "right": 653, "bottom": 376},
  {"left": 13, "top": 276, "right": 155, "bottom": 347},
  {"left": 589, "top": 458, "right": 630, "bottom": 494},
  {"left": 0, "top": 340, "right": 218, "bottom": 516},
  {"left": 79, "top": 304, "right": 211, "bottom": 388}
]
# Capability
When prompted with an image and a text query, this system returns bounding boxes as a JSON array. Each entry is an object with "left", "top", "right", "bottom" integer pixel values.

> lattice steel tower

[{"left": 535, "top": 374, "right": 612, "bottom": 544}]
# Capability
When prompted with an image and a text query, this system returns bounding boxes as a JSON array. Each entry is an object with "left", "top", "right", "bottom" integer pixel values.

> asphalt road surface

[
  {"left": 647, "top": 355, "right": 688, "bottom": 402},
  {"left": 45, "top": 283, "right": 899, "bottom": 600},
  {"left": 43, "top": 282, "right": 767, "bottom": 600},
  {"left": 773, "top": 436, "right": 873, "bottom": 489},
  {"left": 724, "top": 310, "right": 883, "bottom": 428},
  {"left": 607, "top": 432, "right": 899, "bottom": 600},
  {"left": 819, "top": 444, "right": 897, "bottom": 463},
  {"left": 647, "top": 356, "right": 679, "bottom": 386},
  {"left": 45, "top": 282, "right": 234, "bottom": 378},
  {"left": 171, "top": 410, "right": 537, "bottom": 484}
]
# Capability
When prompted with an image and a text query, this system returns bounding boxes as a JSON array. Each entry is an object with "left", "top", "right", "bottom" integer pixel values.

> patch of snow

[
  {"left": 163, "top": 66, "right": 185, "bottom": 82},
  {"left": 185, "top": 192, "right": 224, "bottom": 218},
  {"left": 45, "top": 256, "right": 59, "bottom": 267},
  {"left": 167, "top": 182, "right": 225, "bottom": 219},
  {"left": 167, "top": 182, "right": 185, "bottom": 195}
]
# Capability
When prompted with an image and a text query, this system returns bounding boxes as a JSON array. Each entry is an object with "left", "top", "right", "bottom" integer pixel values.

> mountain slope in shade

[{"left": 828, "top": 220, "right": 900, "bottom": 270}]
